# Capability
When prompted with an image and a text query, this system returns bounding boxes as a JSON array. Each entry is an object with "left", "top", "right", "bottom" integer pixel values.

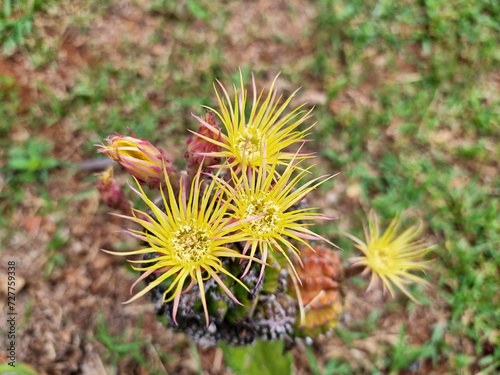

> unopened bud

[
  {"left": 96, "top": 167, "right": 131, "bottom": 213},
  {"left": 98, "top": 131, "right": 176, "bottom": 188},
  {"left": 291, "top": 244, "right": 343, "bottom": 333},
  {"left": 185, "top": 111, "right": 222, "bottom": 170}
]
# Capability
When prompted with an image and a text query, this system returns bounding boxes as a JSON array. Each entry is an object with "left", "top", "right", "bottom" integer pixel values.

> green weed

[
  {"left": 306, "top": 344, "right": 353, "bottom": 375},
  {"left": 94, "top": 314, "right": 167, "bottom": 375},
  {"left": 5, "top": 138, "right": 59, "bottom": 185}
]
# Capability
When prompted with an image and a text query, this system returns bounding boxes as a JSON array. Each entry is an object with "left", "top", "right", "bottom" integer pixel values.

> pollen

[
  {"left": 235, "top": 127, "right": 262, "bottom": 165},
  {"left": 241, "top": 193, "right": 282, "bottom": 237},
  {"left": 370, "top": 245, "right": 391, "bottom": 271},
  {"left": 171, "top": 221, "right": 212, "bottom": 265}
]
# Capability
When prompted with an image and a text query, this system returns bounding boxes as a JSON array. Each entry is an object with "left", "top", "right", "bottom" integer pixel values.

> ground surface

[{"left": 0, "top": 0, "right": 499, "bottom": 374}]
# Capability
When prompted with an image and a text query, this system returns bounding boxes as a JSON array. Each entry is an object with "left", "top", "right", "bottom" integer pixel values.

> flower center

[
  {"left": 170, "top": 221, "right": 211, "bottom": 265},
  {"left": 370, "top": 245, "right": 394, "bottom": 272},
  {"left": 235, "top": 128, "right": 262, "bottom": 164},
  {"left": 242, "top": 193, "right": 281, "bottom": 237}
]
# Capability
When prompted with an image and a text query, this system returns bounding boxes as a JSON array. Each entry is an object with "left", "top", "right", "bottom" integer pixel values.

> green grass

[
  {"left": 1, "top": 0, "right": 37, "bottom": 54},
  {"left": 1, "top": 0, "right": 499, "bottom": 373},
  {"left": 94, "top": 314, "right": 168, "bottom": 375},
  {"left": 306, "top": 344, "right": 353, "bottom": 375}
]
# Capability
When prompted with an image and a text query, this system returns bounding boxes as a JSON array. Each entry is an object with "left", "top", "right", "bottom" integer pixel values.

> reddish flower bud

[
  {"left": 96, "top": 167, "right": 131, "bottom": 213},
  {"left": 98, "top": 131, "right": 176, "bottom": 189},
  {"left": 291, "top": 244, "right": 344, "bottom": 332},
  {"left": 185, "top": 111, "right": 223, "bottom": 170}
]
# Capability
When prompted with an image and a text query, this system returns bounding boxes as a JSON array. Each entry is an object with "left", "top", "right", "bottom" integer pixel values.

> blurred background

[{"left": 0, "top": 0, "right": 499, "bottom": 374}]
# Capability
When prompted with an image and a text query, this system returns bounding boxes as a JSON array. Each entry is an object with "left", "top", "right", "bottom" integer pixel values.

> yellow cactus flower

[
  {"left": 98, "top": 131, "right": 176, "bottom": 188},
  {"left": 218, "top": 152, "right": 338, "bottom": 282},
  {"left": 346, "top": 211, "right": 430, "bottom": 303},
  {"left": 102, "top": 166, "right": 264, "bottom": 325},
  {"left": 191, "top": 72, "right": 314, "bottom": 172}
]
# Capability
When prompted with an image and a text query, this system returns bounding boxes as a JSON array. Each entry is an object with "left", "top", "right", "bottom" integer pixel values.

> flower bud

[
  {"left": 291, "top": 244, "right": 344, "bottom": 333},
  {"left": 185, "top": 111, "right": 222, "bottom": 170},
  {"left": 96, "top": 167, "right": 130, "bottom": 213},
  {"left": 98, "top": 132, "right": 175, "bottom": 188}
]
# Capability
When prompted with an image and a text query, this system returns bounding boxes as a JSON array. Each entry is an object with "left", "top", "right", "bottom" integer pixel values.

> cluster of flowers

[{"left": 96, "top": 73, "right": 430, "bottom": 331}]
